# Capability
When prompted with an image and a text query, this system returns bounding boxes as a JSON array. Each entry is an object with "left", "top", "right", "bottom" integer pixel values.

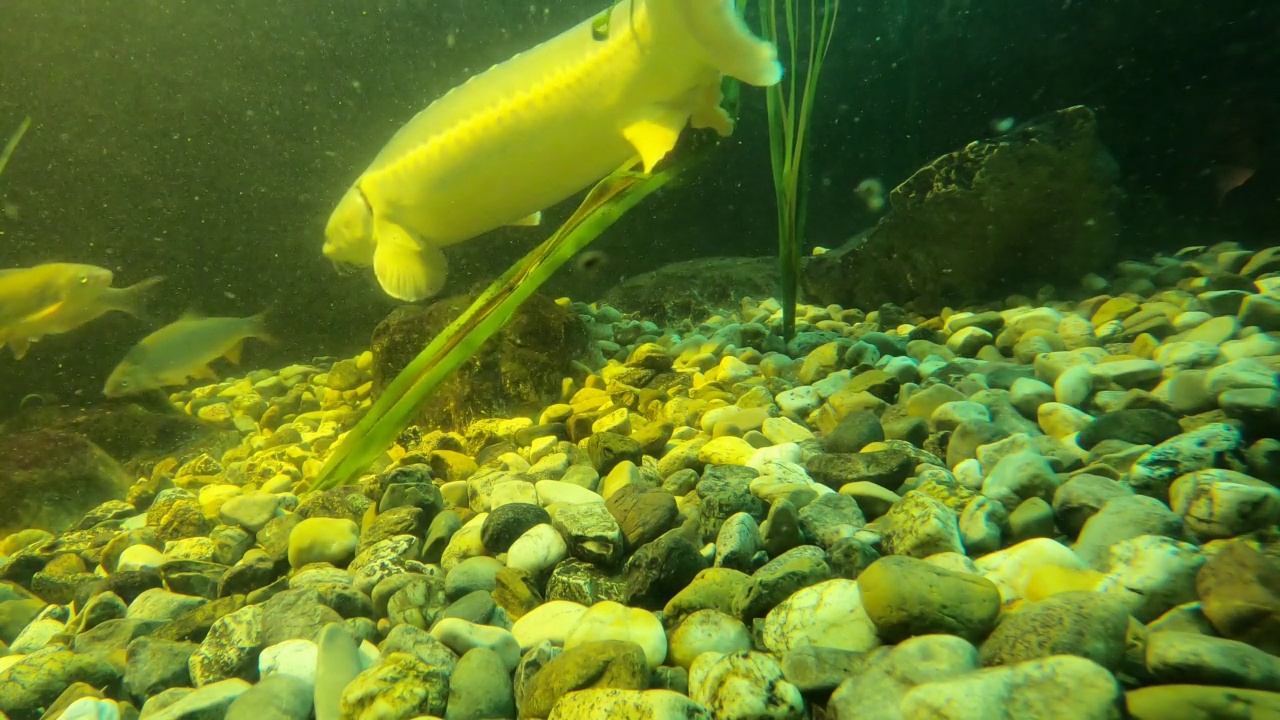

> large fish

[
  {"left": 0, "top": 262, "right": 163, "bottom": 359},
  {"left": 324, "top": 0, "right": 783, "bottom": 302},
  {"left": 103, "top": 311, "right": 270, "bottom": 397}
]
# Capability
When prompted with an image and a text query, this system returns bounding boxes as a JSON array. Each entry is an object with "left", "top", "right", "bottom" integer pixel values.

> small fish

[
  {"left": 0, "top": 263, "right": 164, "bottom": 359},
  {"left": 1213, "top": 163, "right": 1255, "bottom": 208},
  {"left": 103, "top": 311, "right": 271, "bottom": 397}
]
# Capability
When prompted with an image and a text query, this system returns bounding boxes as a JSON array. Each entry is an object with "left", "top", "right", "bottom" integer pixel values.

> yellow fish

[
  {"left": 0, "top": 263, "right": 163, "bottom": 359},
  {"left": 324, "top": 0, "right": 783, "bottom": 302},
  {"left": 103, "top": 311, "right": 270, "bottom": 397}
]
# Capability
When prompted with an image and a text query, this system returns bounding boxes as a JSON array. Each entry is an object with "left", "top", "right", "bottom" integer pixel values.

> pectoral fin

[
  {"left": 506, "top": 212, "right": 542, "bottom": 228},
  {"left": 372, "top": 218, "right": 448, "bottom": 302},
  {"left": 8, "top": 337, "right": 30, "bottom": 360},
  {"left": 224, "top": 340, "right": 244, "bottom": 365},
  {"left": 690, "top": 83, "right": 735, "bottom": 137},
  {"left": 189, "top": 364, "right": 218, "bottom": 380},
  {"left": 622, "top": 110, "right": 687, "bottom": 173}
]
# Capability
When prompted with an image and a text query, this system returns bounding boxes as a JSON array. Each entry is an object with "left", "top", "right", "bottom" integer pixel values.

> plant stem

[{"left": 759, "top": 0, "right": 838, "bottom": 342}]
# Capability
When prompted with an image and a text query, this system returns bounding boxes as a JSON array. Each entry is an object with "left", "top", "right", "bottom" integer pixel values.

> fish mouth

[{"left": 329, "top": 259, "right": 360, "bottom": 276}]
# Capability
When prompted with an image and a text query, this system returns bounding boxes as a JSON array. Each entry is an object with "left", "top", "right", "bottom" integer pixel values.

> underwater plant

[
  {"left": 759, "top": 0, "right": 839, "bottom": 341},
  {"left": 309, "top": 141, "right": 717, "bottom": 491},
  {"left": 0, "top": 117, "right": 32, "bottom": 182}
]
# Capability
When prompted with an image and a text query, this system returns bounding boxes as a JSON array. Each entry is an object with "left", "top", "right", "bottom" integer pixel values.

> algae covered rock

[
  {"left": 3, "top": 403, "right": 230, "bottom": 477},
  {"left": 0, "top": 429, "right": 134, "bottom": 536},
  {"left": 803, "top": 105, "right": 1122, "bottom": 312},
  {"left": 602, "top": 256, "right": 777, "bottom": 326},
  {"left": 370, "top": 292, "right": 588, "bottom": 431}
]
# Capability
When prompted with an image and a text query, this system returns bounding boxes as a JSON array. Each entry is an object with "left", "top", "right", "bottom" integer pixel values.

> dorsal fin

[{"left": 178, "top": 307, "right": 205, "bottom": 321}]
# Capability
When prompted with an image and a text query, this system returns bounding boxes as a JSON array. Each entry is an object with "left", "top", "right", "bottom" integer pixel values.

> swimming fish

[
  {"left": 0, "top": 263, "right": 164, "bottom": 359},
  {"left": 324, "top": 0, "right": 783, "bottom": 302},
  {"left": 103, "top": 311, "right": 271, "bottom": 397}
]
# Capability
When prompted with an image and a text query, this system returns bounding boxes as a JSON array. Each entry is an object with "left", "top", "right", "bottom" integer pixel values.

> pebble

[
  {"left": 8, "top": 243, "right": 1280, "bottom": 720},
  {"left": 564, "top": 600, "right": 667, "bottom": 668},
  {"left": 287, "top": 517, "right": 360, "bottom": 568}
]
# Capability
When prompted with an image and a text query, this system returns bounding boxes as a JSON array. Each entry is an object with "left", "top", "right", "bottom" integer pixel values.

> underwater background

[
  {"left": 3, "top": 2, "right": 1280, "bottom": 719},
  {"left": 0, "top": 0, "right": 1275, "bottom": 414}
]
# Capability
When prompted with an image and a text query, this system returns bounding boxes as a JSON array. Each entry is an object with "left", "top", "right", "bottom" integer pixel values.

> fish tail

[
  {"left": 114, "top": 275, "right": 166, "bottom": 321},
  {"left": 655, "top": 0, "right": 784, "bottom": 88},
  {"left": 248, "top": 306, "right": 277, "bottom": 344}
]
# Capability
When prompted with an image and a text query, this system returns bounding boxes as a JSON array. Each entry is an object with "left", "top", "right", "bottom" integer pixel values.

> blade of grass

[
  {"left": 309, "top": 139, "right": 717, "bottom": 491},
  {"left": 0, "top": 117, "right": 32, "bottom": 182},
  {"left": 758, "top": 0, "right": 839, "bottom": 341}
]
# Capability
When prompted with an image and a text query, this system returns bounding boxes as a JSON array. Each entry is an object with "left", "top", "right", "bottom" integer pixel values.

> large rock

[
  {"left": 3, "top": 403, "right": 232, "bottom": 477},
  {"left": 0, "top": 429, "right": 134, "bottom": 535},
  {"left": 802, "top": 106, "right": 1122, "bottom": 312},
  {"left": 602, "top": 257, "right": 777, "bottom": 326},
  {"left": 370, "top": 293, "right": 588, "bottom": 430}
]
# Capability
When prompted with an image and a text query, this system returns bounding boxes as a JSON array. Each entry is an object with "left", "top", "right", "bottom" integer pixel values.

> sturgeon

[{"left": 323, "top": 0, "right": 783, "bottom": 302}]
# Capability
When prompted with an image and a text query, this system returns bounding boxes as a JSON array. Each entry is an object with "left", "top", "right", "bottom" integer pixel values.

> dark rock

[
  {"left": 805, "top": 450, "right": 915, "bottom": 490},
  {"left": 295, "top": 487, "right": 370, "bottom": 524},
  {"left": 735, "top": 546, "right": 831, "bottom": 621},
  {"left": 492, "top": 567, "right": 543, "bottom": 620},
  {"left": 151, "top": 594, "right": 247, "bottom": 643},
  {"left": 802, "top": 106, "right": 1121, "bottom": 312},
  {"left": 445, "top": 648, "right": 515, "bottom": 720},
  {"left": 219, "top": 555, "right": 280, "bottom": 598},
  {"left": 259, "top": 588, "right": 343, "bottom": 645},
  {"left": 423, "top": 510, "right": 464, "bottom": 566},
  {"left": 256, "top": 514, "right": 302, "bottom": 565},
  {"left": 480, "top": 503, "right": 551, "bottom": 554},
  {"left": 545, "top": 559, "right": 627, "bottom": 606},
  {"left": 518, "top": 640, "right": 650, "bottom": 719},
  {"left": 0, "top": 429, "right": 134, "bottom": 536},
  {"left": 91, "top": 569, "right": 164, "bottom": 606},
  {"left": 159, "top": 560, "right": 228, "bottom": 599},
  {"left": 314, "top": 583, "right": 375, "bottom": 620},
  {"left": 440, "top": 590, "right": 495, "bottom": 627},
  {"left": 362, "top": 506, "right": 427, "bottom": 549},
  {"left": 370, "top": 293, "right": 587, "bottom": 430},
  {"left": 586, "top": 432, "right": 643, "bottom": 475},
  {"left": 123, "top": 636, "right": 197, "bottom": 703},
  {"left": 979, "top": 591, "right": 1133, "bottom": 670},
  {"left": 0, "top": 647, "right": 119, "bottom": 720},
  {"left": 602, "top": 257, "right": 777, "bottom": 326},
  {"left": 823, "top": 410, "right": 885, "bottom": 453},
  {"left": 1196, "top": 540, "right": 1280, "bottom": 656},
  {"left": 605, "top": 485, "right": 679, "bottom": 548},
  {"left": 827, "top": 536, "right": 881, "bottom": 580},
  {"left": 623, "top": 530, "right": 707, "bottom": 610},
  {"left": 379, "top": 480, "right": 443, "bottom": 522},
  {"left": 225, "top": 673, "right": 312, "bottom": 720},
  {"left": 74, "top": 618, "right": 165, "bottom": 658},
  {"left": 696, "top": 474, "right": 766, "bottom": 545},
  {"left": 1077, "top": 409, "right": 1182, "bottom": 450},
  {"left": 552, "top": 503, "right": 625, "bottom": 568}
]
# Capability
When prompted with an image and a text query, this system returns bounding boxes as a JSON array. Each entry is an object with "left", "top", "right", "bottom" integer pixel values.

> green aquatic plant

[
  {"left": 310, "top": 144, "right": 714, "bottom": 491},
  {"left": 759, "top": 0, "right": 839, "bottom": 341},
  {"left": 0, "top": 117, "right": 32, "bottom": 182}
]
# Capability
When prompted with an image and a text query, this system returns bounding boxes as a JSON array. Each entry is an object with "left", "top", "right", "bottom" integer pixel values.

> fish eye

[{"left": 79, "top": 275, "right": 90, "bottom": 285}]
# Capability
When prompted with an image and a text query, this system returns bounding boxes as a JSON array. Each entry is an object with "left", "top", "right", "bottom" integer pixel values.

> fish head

[
  {"left": 53, "top": 263, "right": 115, "bottom": 303},
  {"left": 102, "top": 359, "right": 152, "bottom": 398},
  {"left": 323, "top": 185, "right": 376, "bottom": 267}
]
